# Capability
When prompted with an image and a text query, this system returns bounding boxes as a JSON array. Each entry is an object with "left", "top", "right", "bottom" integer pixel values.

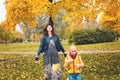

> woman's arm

[
  {"left": 57, "top": 36, "right": 65, "bottom": 52},
  {"left": 35, "top": 36, "right": 44, "bottom": 61},
  {"left": 37, "top": 36, "right": 44, "bottom": 56},
  {"left": 64, "top": 57, "right": 69, "bottom": 68},
  {"left": 57, "top": 36, "right": 67, "bottom": 57}
]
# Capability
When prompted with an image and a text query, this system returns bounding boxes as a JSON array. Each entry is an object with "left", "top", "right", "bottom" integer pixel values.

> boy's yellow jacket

[{"left": 64, "top": 54, "right": 82, "bottom": 74}]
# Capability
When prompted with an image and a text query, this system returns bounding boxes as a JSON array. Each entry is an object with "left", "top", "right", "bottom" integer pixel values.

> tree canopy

[{"left": 3, "top": 0, "right": 120, "bottom": 34}]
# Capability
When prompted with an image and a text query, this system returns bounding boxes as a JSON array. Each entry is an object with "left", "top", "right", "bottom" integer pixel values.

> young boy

[{"left": 64, "top": 45, "right": 84, "bottom": 80}]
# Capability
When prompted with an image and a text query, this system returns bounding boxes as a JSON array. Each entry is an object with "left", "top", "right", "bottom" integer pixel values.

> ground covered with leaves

[{"left": 0, "top": 53, "right": 120, "bottom": 80}]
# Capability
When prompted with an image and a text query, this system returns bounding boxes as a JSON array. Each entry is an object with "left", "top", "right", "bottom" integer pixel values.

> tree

[
  {"left": 0, "top": 22, "right": 18, "bottom": 45},
  {"left": 4, "top": 0, "right": 50, "bottom": 30},
  {"left": 4, "top": 0, "right": 120, "bottom": 35},
  {"left": 99, "top": 0, "right": 120, "bottom": 34}
]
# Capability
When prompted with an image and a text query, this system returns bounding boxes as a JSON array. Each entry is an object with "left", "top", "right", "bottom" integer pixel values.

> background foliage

[
  {"left": 2, "top": 0, "right": 120, "bottom": 38},
  {"left": 69, "top": 27, "right": 118, "bottom": 45}
]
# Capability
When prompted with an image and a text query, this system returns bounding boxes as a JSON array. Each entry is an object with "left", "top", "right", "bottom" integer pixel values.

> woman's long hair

[{"left": 43, "top": 23, "right": 55, "bottom": 36}]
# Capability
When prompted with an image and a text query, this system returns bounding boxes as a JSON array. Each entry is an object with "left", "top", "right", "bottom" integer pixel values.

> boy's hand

[
  {"left": 66, "top": 59, "right": 73, "bottom": 63},
  {"left": 76, "top": 64, "right": 81, "bottom": 69}
]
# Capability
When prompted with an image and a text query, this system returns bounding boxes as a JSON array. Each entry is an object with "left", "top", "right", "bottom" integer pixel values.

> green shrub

[
  {"left": 95, "top": 28, "right": 117, "bottom": 42},
  {"left": 11, "top": 38, "right": 23, "bottom": 43},
  {"left": 69, "top": 28, "right": 118, "bottom": 45}
]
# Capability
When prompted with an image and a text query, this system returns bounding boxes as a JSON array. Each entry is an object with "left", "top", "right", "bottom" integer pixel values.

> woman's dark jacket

[{"left": 37, "top": 35, "right": 65, "bottom": 56}]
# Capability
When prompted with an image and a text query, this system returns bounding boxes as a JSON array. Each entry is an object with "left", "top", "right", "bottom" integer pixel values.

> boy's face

[
  {"left": 70, "top": 46, "right": 77, "bottom": 55},
  {"left": 71, "top": 50, "right": 77, "bottom": 55}
]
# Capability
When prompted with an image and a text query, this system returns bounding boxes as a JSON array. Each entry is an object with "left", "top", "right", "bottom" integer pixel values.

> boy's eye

[{"left": 72, "top": 51, "right": 76, "bottom": 52}]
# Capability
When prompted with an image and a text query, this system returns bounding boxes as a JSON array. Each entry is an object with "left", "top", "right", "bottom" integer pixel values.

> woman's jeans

[{"left": 69, "top": 73, "right": 81, "bottom": 80}]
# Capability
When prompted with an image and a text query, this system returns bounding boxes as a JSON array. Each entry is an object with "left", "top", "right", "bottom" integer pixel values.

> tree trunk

[{"left": 5, "top": 38, "right": 7, "bottom": 46}]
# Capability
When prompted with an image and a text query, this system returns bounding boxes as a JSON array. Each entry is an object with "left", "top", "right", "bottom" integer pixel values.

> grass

[
  {"left": 0, "top": 40, "right": 120, "bottom": 79},
  {"left": 77, "top": 40, "right": 120, "bottom": 51},
  {"left": 0, "top": 42, "right": 39, "bottom": 52},
  {"left": 0, "top": 40, "right": 120, "bottom": 52},
  {"left": 0, "top": 53, "right": 120, "bottom": 80}
]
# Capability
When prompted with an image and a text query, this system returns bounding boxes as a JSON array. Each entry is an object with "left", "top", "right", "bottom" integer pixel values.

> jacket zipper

[{"left": 73, "top": 59, "right": 75, "bottom": 73}]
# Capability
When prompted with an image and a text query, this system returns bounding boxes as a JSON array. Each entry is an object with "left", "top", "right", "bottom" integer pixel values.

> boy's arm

[
  {"left": 79, "top": 55, "right": 84, "bottom": 67},
  {"left": 64, "top": 57, "right": 69, "bottom": 68}
]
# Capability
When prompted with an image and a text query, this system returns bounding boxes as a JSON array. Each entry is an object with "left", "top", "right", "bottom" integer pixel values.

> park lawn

[
  {"left": 0, "top": 42, "right": 39, "bottom": 52},
  {"left": 0, "top": 40, "right": 120, "bottom": 52},
  {"left": 0, "top": 53, "right": 120, "bottom": 80},
  {"left": 77, "top": 40, "right": 120, "bottom": 51}
]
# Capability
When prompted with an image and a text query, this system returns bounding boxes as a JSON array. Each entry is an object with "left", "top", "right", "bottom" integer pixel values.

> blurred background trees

[{"left": 0, "top": 0, "right": 120, "bottom": 44}]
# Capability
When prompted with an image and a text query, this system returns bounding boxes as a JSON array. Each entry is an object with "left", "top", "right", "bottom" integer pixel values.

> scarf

[{"left": 69, "top": 52, "right": 77, "bottom": 59}]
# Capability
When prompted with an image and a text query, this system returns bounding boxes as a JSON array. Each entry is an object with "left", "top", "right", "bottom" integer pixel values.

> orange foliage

[{"left": 3, "top": 0, "right": 120, "bottom": 34}]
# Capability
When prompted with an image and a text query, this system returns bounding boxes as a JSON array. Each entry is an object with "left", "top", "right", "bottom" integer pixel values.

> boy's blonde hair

[{"left": 70, "top": 45, "right": 77, "bottom": 51}]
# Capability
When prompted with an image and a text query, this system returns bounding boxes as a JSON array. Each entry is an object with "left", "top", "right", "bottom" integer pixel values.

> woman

[{"left": 34, "top": 23, "right": 67, "bottom": 80}]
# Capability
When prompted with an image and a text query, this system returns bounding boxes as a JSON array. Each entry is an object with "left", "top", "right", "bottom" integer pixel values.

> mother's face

[{"left": 47, "top": 25, "right": 53, "bottom": 32}]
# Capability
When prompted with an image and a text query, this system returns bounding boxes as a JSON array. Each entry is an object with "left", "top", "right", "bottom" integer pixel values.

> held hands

[{"left": 63, "top": 52, "right": 67, "bottom": 57}]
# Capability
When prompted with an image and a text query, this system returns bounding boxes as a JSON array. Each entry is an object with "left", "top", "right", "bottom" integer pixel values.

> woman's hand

[
  {"left": 34, "top": 56, "right": 39, "bottom": 63},
  {"left": 34, "top": 60, "right": 39, "bottom": 63}
]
